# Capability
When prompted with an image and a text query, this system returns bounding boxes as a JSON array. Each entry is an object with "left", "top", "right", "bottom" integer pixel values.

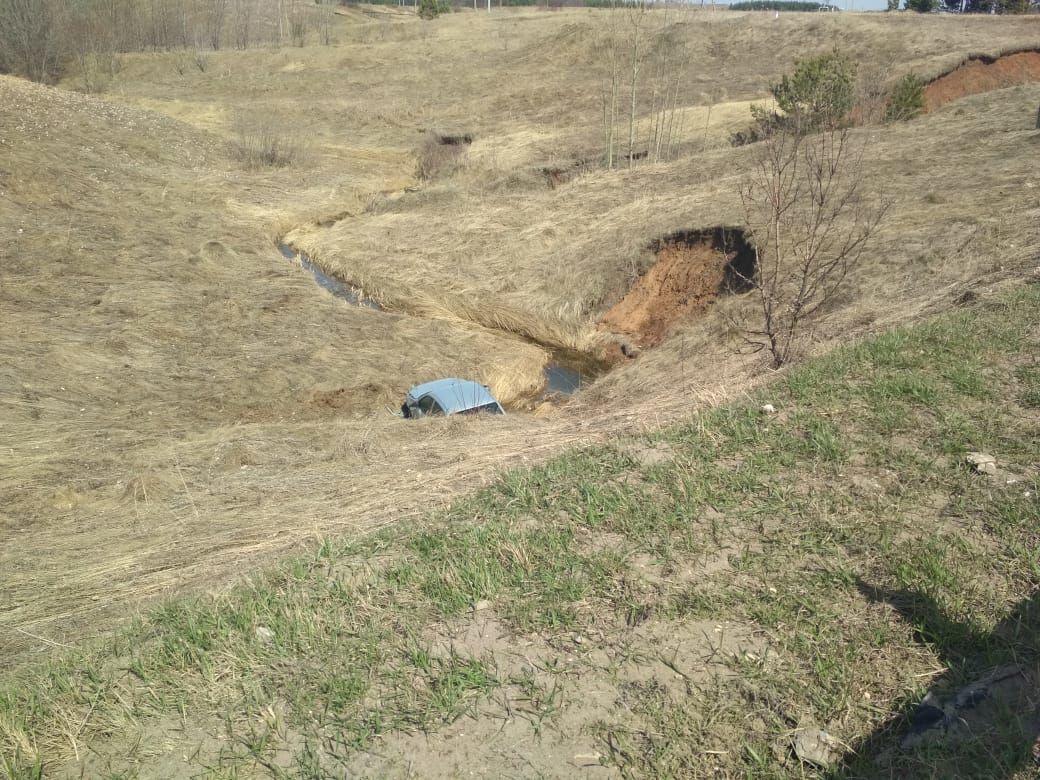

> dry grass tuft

[
  {"left": 229, "top": 115, "right": 307, "bottom": 169},
  {"left": 415, "top": 131, "right": 471, "bottom": 181}
]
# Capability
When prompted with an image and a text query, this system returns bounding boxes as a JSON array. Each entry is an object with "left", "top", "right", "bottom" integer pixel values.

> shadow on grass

[{"left": 836, "top": 582, "right": 1040, "bottom": 779}]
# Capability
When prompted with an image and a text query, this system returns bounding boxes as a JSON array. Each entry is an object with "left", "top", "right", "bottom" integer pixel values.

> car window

[{"left": 417, "top": 395, "right": 444, "bottom": 416}]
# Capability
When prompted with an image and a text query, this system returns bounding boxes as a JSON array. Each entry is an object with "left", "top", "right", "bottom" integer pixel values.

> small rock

[
  {"left": 572, "top": 752, "right": 602, "bottom": 766},
  {"left": 254, "top": 626, "right": 274, "bottom": 643},
  {"left": 760, "top": 403, "right": 777, "bottom": 415},
  {"left": 473, "top": 599, "right": 491, "bottom": 612},
  {"left": 792, "top": 729, "right": 842, "bottom": 768},
  {"left": 965, "top": 452, "right": 997, "bottom": 475}
]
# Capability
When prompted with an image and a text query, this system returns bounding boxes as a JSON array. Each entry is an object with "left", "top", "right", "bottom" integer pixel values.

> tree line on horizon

[
  {"left": 0, "top": 0, "right": 336, "bottom": 85},
  {"left": 2, "top": 0, "right": 1037, "bottom": 87},
  {"left": 729, "top": 0, "right": 1037, "bottom": 10}
]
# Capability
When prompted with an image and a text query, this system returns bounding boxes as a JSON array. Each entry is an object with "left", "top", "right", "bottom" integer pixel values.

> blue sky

[{"left": 723, "top": 1, "right": 894, "bottom": 11}]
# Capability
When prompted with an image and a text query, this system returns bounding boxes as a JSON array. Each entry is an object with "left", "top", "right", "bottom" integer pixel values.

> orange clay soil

[
  {"left": 924, "top": 50, "right": 1040, "bottom": 112},
  {"left": 598, "top": 240, "right": 731, "bottom": 348}
]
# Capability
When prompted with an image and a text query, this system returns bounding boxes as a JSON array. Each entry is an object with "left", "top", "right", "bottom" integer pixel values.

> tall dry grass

[
  {"left": 3, "top": 7, "right": 1040, "bottom": 667},
  {"left": 229, "top": 114, "right": 308, "bottom": 169}
]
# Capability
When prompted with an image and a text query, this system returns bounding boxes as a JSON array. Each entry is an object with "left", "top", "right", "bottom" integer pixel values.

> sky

[{"left": 720, "top": 0, "right": 895, "bottom": 12}]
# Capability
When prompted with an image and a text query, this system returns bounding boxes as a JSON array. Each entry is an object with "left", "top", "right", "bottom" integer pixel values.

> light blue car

[{"left": 402, "top": 378, "right": 505, "bottom": 418}]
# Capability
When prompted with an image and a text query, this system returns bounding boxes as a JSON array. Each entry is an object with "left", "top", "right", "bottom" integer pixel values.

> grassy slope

[
  {"left": 3, "top": 281, "right": 1037, "bottom": 778},
  {"left": 5, "top": 8, "right": 1040, "bottom": 664}
]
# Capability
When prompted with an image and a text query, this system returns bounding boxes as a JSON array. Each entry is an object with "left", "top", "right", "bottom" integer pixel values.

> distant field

[{"left": 1, "top": 5, "right": 1039, "bottom": 776}]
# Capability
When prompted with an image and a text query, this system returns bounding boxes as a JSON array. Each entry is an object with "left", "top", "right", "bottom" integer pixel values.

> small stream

[
  {"left": 278, "top": 244, "right": 381, "bottom": 310},
  {"left": 278, "top": 243, "right": 604, "bottom": 398}
]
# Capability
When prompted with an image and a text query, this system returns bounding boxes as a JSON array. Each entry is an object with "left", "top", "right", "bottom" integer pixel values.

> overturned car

[{"left": 401, "top": 378, "right": 505, "bottom": 418}]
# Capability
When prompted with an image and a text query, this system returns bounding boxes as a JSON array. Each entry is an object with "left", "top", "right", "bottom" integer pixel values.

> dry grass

[
  {"left": 415, "top": 131, "right": 470, "bottom": 181},
  {"left": 229, "top": 114, "right": 308, "bottom": 169},
  {"left": 2, "top": 6, "right": 1039, "bottom": 679}
]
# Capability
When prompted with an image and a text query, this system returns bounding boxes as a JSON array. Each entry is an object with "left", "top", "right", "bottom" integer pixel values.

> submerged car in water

[{"left": 401, "top": 378, "right": 505, "bottom": 418}]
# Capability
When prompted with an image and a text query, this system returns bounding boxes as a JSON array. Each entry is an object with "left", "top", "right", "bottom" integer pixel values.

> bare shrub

[
  {"left": 316, "top": 0, "right": 333, "bottom": 45},
  {"left": 850, "top": 65, "right": 925, "bottom": 127},
  {"left": 74, "top": 50, "right": 119, "bottom": 93},
  {"left": 855, "top": 63, "right": 891, "bottom": 125},
  {"left": 229, "top": 117, "right": 306, "bottom": 170},
  {"left": 288, "top": 7, "right": 307, "bottom": 47},
  {"left": 416, "top": 133, "right": 468, "bottom": 181},
  {"left": 735, "top": 126, "right": 888, "bottom": 368}
]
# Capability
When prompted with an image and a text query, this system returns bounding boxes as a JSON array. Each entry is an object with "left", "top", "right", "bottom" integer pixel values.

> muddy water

[
  {"left": 543, "top": 349, "right": 608, "bottom": 396},
  {"left": 278, "top": 244, "right": 381, "bottom": 310},
  {"left": 277, "top": 243, "right": 604, "bottom": 397}
]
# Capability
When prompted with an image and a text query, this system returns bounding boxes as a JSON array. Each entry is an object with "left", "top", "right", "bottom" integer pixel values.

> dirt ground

[
  {"left": 2, "top": 8, "right": 1040, "bottom": 671},
  {"left": 598, "top": 239, "right": 733, "bottom": 347},
  {"left": 924, "top": 49, "right": 1040, "bottom": 112}
]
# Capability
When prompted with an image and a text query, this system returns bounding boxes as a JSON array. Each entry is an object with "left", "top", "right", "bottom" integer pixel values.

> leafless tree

[
  {"left": 601, "top": 8, "right": 622, "bottom": 169},
  {"left": 144, "top": 0, "right": 173, "bottom": 49},
  {"left": 288, "top": 0, "right": 307, "bottom": 47},
  {"left": 599, "top": 3, "right": 651, "bottom": 170},
  {"left": 623, "top": 2, "right": 649, "bottom": 168},
  {"left": 736, "top": 126, "right": 888, "bottom": 368},
  {"left": 316, "top": 0, "right": 333, "bottom": 45},
  {"left": 0, "top": 0, "right": 61, "bottom": 81},
  {"left": 600, "top": 4, "right": 692, "bottom": 170},
  {"left": 232, "top": 0, "right": 253, "bottom": 49},
  {"left": 644, "top": 5, "right": 691, "bottom": 163},
  {"left": 205, "top": 0, "right": 229, "bottom": 49}
]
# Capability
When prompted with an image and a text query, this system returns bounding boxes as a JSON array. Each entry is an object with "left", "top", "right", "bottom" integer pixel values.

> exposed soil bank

[
  {"left": 924, "top": 50, "right": 1040, "bottom": 112},
  {"left": 598, "top": 228, "right": 754, "bottom": 348}
]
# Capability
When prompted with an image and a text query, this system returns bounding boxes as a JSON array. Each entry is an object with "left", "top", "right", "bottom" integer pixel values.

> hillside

[{"left": 1, "top": 6, "right": 1039, "bottom": 777}]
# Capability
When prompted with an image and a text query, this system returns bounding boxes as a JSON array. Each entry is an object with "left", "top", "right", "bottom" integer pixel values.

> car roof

[{"left": 406, "top": 378, "right": 500, "bottom": 414}]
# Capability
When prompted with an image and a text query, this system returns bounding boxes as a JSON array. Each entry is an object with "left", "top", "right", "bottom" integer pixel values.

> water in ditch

[
  {"left": 278, "top": 244, "right": 381, "bottom": 310},
  {"left": 542, "top": 350, "right": 608, "bottom": 397},
  {"left": 277, "top": 243, "right": 604, "bottom": 397}
]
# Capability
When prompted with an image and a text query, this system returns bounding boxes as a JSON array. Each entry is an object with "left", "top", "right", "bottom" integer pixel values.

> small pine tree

[
  {"left": 886, "top": 73, "right": 925, "bottom": 121},
  {"left": 770, "top": 51, "right": 857, "bottom": 132},
  {"left": 416, "top": 0, "right": 440, "bottom": 18}
]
